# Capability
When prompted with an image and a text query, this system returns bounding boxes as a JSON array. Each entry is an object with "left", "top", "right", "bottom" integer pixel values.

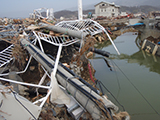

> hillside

[
  {"left": 54, "top": 9, "right": 95, "bottom": 19},
  {"left": 114, "top": 0, "right": 160, "bottom": 7},
  {"left": 54, "top": 5, "right": 160, "bottom": 19},
  {"left": 120, "top": 5, "right": 160, "bottom": 14},
  {"left": 54, "top": 10, "right": 78, "bottom": 19},
  {"left": 143, "top": 0, "right": 160, "bottom": 7}
]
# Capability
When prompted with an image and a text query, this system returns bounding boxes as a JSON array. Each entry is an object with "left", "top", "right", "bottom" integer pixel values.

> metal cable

[
  {"left": 98, "top": 80, "right": 125, "bottom": 111},
  {"left": 110, "top": 59, "right": 160, "bottom": 116}
]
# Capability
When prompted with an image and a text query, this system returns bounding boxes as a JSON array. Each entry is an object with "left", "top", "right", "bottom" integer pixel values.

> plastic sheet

[{"left": 50, "top": 71, "right": 70, "bottom": 105}]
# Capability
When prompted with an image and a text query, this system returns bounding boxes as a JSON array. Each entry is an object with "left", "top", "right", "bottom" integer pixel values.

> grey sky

[
  {"left": 0, "top": 0, "right": 105, "bottom": 18},
  {"left": 0, "top": 0, "right": 155, "bottom": 18}
]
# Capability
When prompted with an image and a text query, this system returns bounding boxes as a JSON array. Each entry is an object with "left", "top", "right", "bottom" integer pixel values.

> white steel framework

[
  {"left": 0, "top": 44, "right": 14, "bottom": 68},
  {"left": 56, "top": 19, "right": 120, "bottom": 55}
]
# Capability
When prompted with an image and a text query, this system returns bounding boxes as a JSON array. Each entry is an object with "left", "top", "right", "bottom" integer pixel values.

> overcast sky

[
  {"left": 0, "top": 0, "right": 156, "bottom": 18},
  {"left": 0, "top": 0, "right": 107, "bottom": 18}
]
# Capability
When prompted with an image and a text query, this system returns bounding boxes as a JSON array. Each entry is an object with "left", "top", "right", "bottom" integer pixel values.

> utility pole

[{"left": 78, "top": 0, "right": 83, "bottom": 20}]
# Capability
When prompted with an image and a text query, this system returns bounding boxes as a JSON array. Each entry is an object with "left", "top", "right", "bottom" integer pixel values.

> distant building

[
  {"left": 149, "top": 11, "right": 160, "bottom": 18},
  {"left": 134, "top": 12, "right": 142, "bottom": 17},
  {"left": 94, "top": 1, "right": 120, "bottom": 18},
  {"left": 120, "top": 12, "right": 128, "bottom": 16}
]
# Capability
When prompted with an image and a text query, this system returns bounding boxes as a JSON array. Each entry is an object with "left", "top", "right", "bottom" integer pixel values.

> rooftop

[{"left": 94, "top": 1, "right": 120, "bottom": 8}]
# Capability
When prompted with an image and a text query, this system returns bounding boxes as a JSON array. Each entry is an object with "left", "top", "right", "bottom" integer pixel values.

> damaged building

[{"left": 94, "top": 1, "right": 120, "bottom": 18}]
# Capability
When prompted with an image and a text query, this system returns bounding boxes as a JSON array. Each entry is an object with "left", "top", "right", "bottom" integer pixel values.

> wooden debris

[
  {"left": 86, "top": 52, "right": 93, "bottom": 58},
  {"left": 41, "top": 19, "right": 55, "bottom": 25},
  {"left": 95, "top": 34, "right": 106, "bottom": 42},
  {"left": 62, "top": 63, "right": 70, "bottom": 68},
  {"left": 113, "top": 112, "right": 130, "bottom": 120},
  {"left": 24, "top": 18, "right": 35, "bottom": 24},
  {"left": 0, "top": 86, "right": 13, "bottom": 98},
  {"left": 27, "top": 25, "right": 43, "bottom": 30},
  {"left": 0, "top": 38, "right": 12, "bottom": 44},
  {"left": 79, "top": 112, "right": 92, "bottom": 120},
  {"left": 49, "top": 31, "right": 54, "bottom": 36}
]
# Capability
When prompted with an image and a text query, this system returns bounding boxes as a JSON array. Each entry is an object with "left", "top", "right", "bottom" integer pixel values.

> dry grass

[{"left": 11, "top": 36, "right": 27, "bottom": 70}]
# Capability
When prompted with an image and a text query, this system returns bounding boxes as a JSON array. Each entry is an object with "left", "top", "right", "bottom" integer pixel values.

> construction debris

[{"left": 0, "top": 16, "right": 130, "bottom": 120}]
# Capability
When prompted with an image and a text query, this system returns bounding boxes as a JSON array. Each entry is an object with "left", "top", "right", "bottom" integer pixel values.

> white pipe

[
  {"left": 0, "top": 77, "right": 49, "bottom": 89},
  {"left": 33, "top": 97, "right": 45, "bottom": 105},
  {"left": 52, "top": 44, "right": 63, "bottom": 76},
  {"left": 36, "top": 72, "right": 47, "bottom": 95},
  {"left": 40, "top": 88, "right": 52, "bottom": 108},
  {"left": 33, "top": 31, "right": 44, "bottom": 53},
  {"left": 38, "top": 73, "right": 47, "bottom": 86},
  {"left": 47, "top": 9, "right": 49, "bottom": 18},
  {"left": 78, "top": 0, "right": 83, "bottom": 20},
  {"left": 104, "top": 30, "right": 120, "bottom": 55},
  {"left": 0, "top": 55, "right": 33, "bottom": 76}
]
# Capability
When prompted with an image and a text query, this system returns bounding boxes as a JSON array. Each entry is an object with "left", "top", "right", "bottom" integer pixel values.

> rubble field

[{"left": 0, "top": 17, "right": 136, "bottom": 120}]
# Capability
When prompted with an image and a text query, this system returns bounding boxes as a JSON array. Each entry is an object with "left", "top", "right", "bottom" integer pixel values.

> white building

[{"left": 95, "top": 1, "right": 120, "bottom": 18}]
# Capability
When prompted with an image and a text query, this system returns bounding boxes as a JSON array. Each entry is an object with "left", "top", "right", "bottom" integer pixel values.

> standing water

[{"left": 91, "top": 32, "right": 160, "bottom": 120}]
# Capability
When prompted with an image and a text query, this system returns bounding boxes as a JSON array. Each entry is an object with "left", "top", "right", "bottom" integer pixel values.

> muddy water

[{"left": 91, "top": 32, "right": 160, "bottom": 120}]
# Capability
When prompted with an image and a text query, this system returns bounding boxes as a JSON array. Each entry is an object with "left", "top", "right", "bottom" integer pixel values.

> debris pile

[
  {"left": 96, "top": 18, "right": 139, "bottom": 40},
  {"left": 145, "top": 36, "right": 160, "bottom": 44},
  {"left": 0, "top": 17, "right": 130, "bottom": 120}
]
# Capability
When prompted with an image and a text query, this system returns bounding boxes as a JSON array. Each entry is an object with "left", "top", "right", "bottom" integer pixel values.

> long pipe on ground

[
  {"left": 47, "top": 54, "right": 101, "bottom": 95},
  {"left": 74, "top": 43, "right": 110, "bottom": 57},
  {"left": 89, "top": 47, "right": 110, "bottom": 57},
  {"left": 39, "top": 23, "right": 88, "bottom": 39},
  {"left": 20, "top": 38, "right": 118, "bottom": 119}
]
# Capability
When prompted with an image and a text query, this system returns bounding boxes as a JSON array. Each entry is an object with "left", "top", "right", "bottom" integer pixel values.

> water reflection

[
  {"left": 130, "top": 50, "right": 160, "bottom": 74},
  {"left": 110, "top": 49, "right": 160, "bottom": 75},
  {"left": 92, "top": 32, "right": 160, "bottom": 120}
]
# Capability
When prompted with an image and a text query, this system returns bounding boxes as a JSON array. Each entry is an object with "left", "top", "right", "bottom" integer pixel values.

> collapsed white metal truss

[
  {"left": 33, "top": 31, "right": 80, "bottom": 47},
  {"left": 0, "top": 44, "right": 14, "bottom": 68},
  {"left": 29, "top": 8, "right": 54, "bottom": 20},
  {"left": 56, "top": 19, "right": 120, "bottom": 55},
  {"left": 56, "top": 19, "right": 103, "bottom": 36},
  {"left": 0, "top": 19, "right": 120, "bottom": 119},
  {"left": 0, "top": 39, "right": 52, "bottom": 109}
]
